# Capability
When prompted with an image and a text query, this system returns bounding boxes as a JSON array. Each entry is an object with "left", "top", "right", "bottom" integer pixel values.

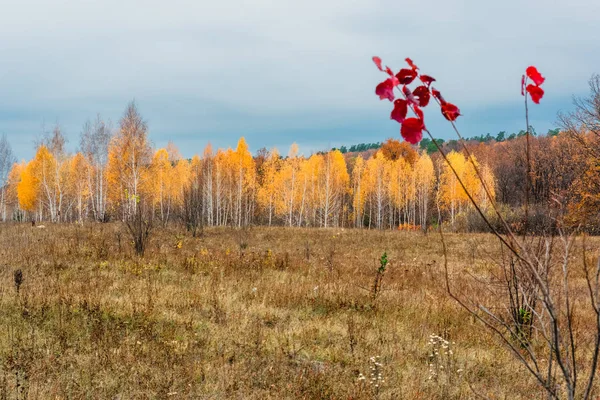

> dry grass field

[{"left": 0, "top": 224, "right": 598, "bottom": 399}]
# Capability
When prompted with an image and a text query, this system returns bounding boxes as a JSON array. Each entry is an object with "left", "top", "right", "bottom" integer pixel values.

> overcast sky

[{"left": 1, "top": 0, "right": 599, "bottom": 159}]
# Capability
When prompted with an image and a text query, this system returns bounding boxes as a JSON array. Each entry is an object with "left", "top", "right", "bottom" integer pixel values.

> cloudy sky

[{"left": 1, "top": 0, "right": 599, "bottom": 159}]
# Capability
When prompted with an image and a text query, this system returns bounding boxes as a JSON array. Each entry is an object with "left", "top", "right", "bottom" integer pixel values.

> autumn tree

[
  {"left": 438, "top": 151, "right": 496, "bottom": 228},
  {"left": 362, "top": 152, "right": 390, "bottom": 229},
  {"left": 0, "top": 135, "right": 16, "bottom": 221},
  {"left": 29, "top": 145, "right": 62, "bottom": 221},
  {"left": 80, "top": 115, "right": 112, "bottom": 222},
  {"left": 213, "top": 148, "right": 230, "bottom": 226},
  {"left": 67, "top": 153, "right": 91, "bottom": 223},
  {"left": 6, "top": 162, "right": 25, "bottom": 219},
  {"left": 233, "top": 137, "right": 256, "bottom": 227},
  {"left": 107, "top": 102, "right": 152, "bottom": 220},
  {"left": 379, "top": 138, "right": 417, "bottom": 165},
  {"left": 352, "top": 156, "right": 366, "bottom": 228},
  {"left": 34, "top": 126, "right": 69, "bottom": 221},
  {"left": 201, "top": 144, "right": 215, "bottom": 226},
  {"left": 172, "top": 157, "right": 191, "bottom": 215},
  {"left": 318, "top": 150, "right": 349, "bottom": 227},
  {"left": 438, "top": 151, "right": 468, "bottom": 226},
  {"left": 274, "top": 143, "right": 301, "bottom": 227},
  {"left": 257, "top": 148, "right": 280, "bottom": 225},
  {"left": 17, "top": 160, "right": 40, "bottom": 218},
  {"left": 148, "top": 148, "right": 174, "bottom": 224},
  {"left": 559, "top": 75, "right": 600, "bottom": 231},
  {"left": 182, "top": 155, "right": 203, "bottom": 236},
  {"left": 414, "top": 152, "right": 435, "bottom": 230},
  {"left": 389, "top": 157, "right": 413, "bottom": 227}
]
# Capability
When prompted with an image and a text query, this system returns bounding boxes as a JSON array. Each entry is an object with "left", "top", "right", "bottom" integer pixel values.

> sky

[{"left": 1, "top": 0, "right": 599, "bottom": 160}]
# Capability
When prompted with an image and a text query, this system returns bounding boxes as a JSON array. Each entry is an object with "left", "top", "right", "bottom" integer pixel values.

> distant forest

[
  {"left": 332, "top": 128, "right": 561, "bottom": 154},
  {"left": 1, "top": 97, "right": 596, "bottom": 235}
]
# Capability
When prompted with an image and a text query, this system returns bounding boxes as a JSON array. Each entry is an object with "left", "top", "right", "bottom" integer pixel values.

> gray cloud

[{"left": 1, "top": 0, "right": 599, "bottom": 159}]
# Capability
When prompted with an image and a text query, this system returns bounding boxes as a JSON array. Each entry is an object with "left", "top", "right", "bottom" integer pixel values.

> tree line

[{"left": 0, "top": 101, "right": 595, "bottom": 232}]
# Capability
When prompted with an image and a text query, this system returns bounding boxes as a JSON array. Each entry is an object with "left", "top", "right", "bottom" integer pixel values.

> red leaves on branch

[
  {"left": 522, "top": 66, "right": 545, "bottom": 103},
  {"left": 401, "top": 118, "right": 424, "bottom": 144},
  {"left": 526, "top": 66, "right": 545, "bottom": 86},
  {"left": 441, "top": 102, "right": 461, "bottom": 121},
  {"left": 431, "top": 88, "right": 445, "bottom": 104},
  {"left": 372, "top": 56, "right": 461, "bottom": 144},
  {"left": 373, "top": 56, "right": 547, "bottom": 145},
  {"left": 375, "top": 79, "right": 395, "bottom": 102},
  {"left": 526, "top": 84, "right": 544, "bottom": 104},
  {"left": 413, "top": 105, "right": 424, "bottom": 121},
  {"left": 390, "top": 99, "right": 408, "bottom": 123},
  {"left": 413, "top": 86, "right": 431, "bottom": 107},
  {"left": 419, "top": 75, "right": 436, "bottom": 86},
  {"left": 396, "top": 69, "right": 417, "bottom": 85},
  {"left": 372, "top": 56, "right": 383, "bottom": 71},
  {"left": 405, "top": 58, "right": 418, "bottom": 71}
]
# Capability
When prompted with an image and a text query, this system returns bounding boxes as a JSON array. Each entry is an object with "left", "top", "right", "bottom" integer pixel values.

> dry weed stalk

[{"left": 370, "top": 252, "right": 389, "bottom": 300}]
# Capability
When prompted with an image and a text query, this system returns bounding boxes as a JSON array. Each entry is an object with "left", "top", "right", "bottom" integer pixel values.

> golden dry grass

[{"left": 0, "top": 224, "right": 598, "bottom": 399}]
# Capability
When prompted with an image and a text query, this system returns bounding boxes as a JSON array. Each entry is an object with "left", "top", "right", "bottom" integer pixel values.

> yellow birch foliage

[
  {"left": 18, "top": 160, "right": 40, "bottom": 212},
  {"left": 68, "top": 153, "right": 91, "bottom": 220},
  {"left": 257, "top": 149, "right": 280, "bottom": 223},
  {"left": 172, "top": 158, "right": 191, "bottom": 208},
  {"left": 148, "top": 148, "right": 173, "bottom": 212},
  {"left": 351, "top": 156, "right": 365, "bottom": 226},
  {"left": 7, "top": 162, "right": 25, "bottom": 208}
]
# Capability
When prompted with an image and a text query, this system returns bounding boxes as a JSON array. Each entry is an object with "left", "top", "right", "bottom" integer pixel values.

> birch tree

[
  {"left": 80, "top": 115, "right": 112, "bottom": 221},
  {"left": 0, "top": 135, "right": 16, "bottom": 221},
  {"left": 107, "top": 102, "right": 152, "bottom": 220}
]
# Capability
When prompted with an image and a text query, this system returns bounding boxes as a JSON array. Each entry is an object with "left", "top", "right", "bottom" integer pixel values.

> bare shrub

[
  {"left": 125, "top": 197, "right": 153, "bottom": 257},
  {"left": 181, "top": 179, "right": 203, "bottom": 237}
]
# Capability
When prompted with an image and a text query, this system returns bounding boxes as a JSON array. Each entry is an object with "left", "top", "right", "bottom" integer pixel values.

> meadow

[{"left": 0, "top": 224, "right": 597, "bottom": 399}]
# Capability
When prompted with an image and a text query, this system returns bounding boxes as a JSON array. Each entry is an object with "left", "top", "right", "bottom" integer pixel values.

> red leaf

[
  {"left": 385, "top": 68, "right": 400, "bottom": 86},
  {"left": 373, "top": 56, "right": 383, "bottom": 71},
  {"left": 420, "top": 75, "right": 436, "bottom": 86},
  {"left": 405, "top": 58, "right": 418, "bottom": 71},
  {"left": 441, "top": 102, "right": 461, "bottom": 121},
  {"left": 526, "top": 66, "right": 545, "bottom": 86},
  {"left": 431, "top": 88, "right": 446, "bottom": 105},
  {"left": 390, "top": 99, "right": 408, "bottom": 123},
  {"left": 401, "top": 118, "right": 424, "bottom": 144},
  {"left": 521, "top": 75, "right": 526, "bottom": 96},
  {"left": 396, "top": 69, "right": 417, "bottom": 85},
  {"left": 414, "top": 105, "right": 424, "bottom": 121},
  {"left": 375, "top": 79, "right": 395, "bottom": 102},
  {"left": 413, "top": 86, "right": 431, "bottom": 107},
  {"left": 526, "top": 84, "right": 544, "bottom": 104}
]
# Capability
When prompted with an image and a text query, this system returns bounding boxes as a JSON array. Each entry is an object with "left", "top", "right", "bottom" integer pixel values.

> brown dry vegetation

[{"left": 0, "top": 224, "right": 599, "bottom": 399}]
